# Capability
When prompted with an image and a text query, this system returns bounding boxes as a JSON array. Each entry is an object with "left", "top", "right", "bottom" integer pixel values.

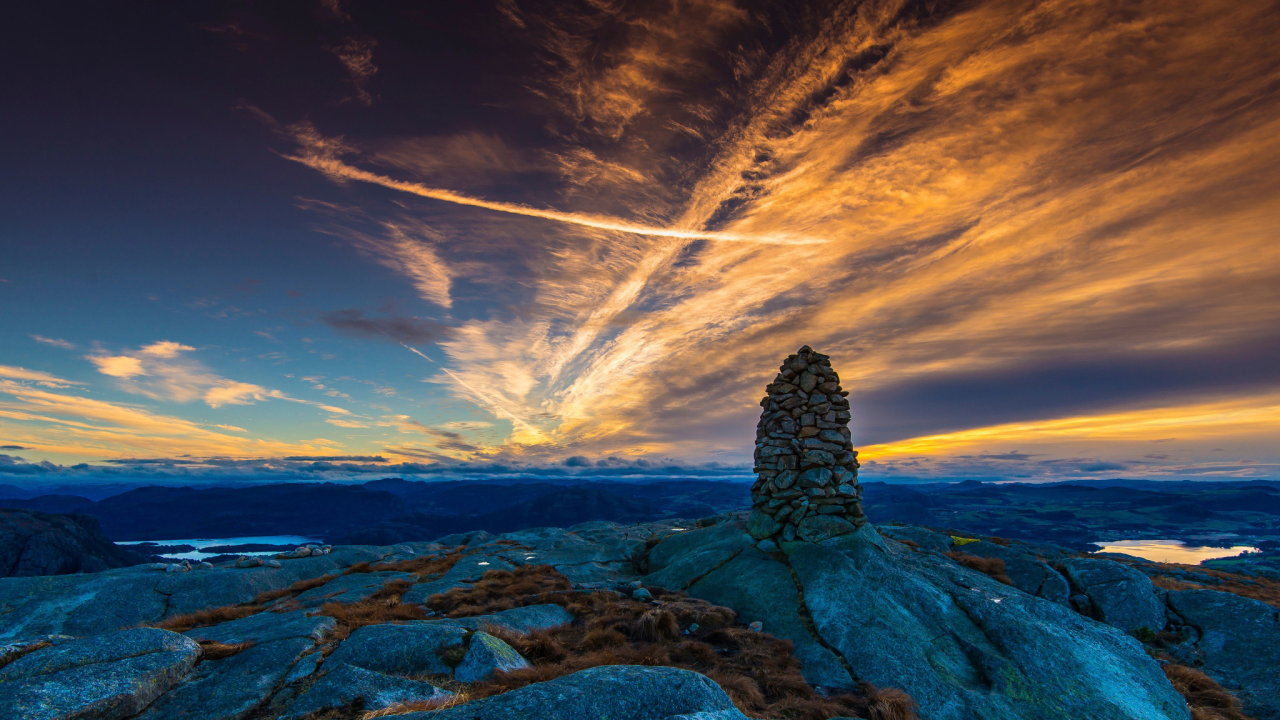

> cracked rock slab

[
  {"left": 326, "top": 621, "right": 467, "bottom": 677},
  {"left": 0, "top": 627, "right": 199, "bottom": 720},
  {"left": 788, "top": 525, "right": 1189, "bottom": 720},
  {"left": 280, "top": 663, "right": 451, "bottom": 720},
  {"left": 438, "top": 604, "right": 575, "bottom": 635},
  {"left": 394, "top": 665, "right": 745, "bottom": 720},
  {"left": 132, "top": 636, "right": 318, "bottom": 720},
  {"left": 1058, "top": 557, "right": 1166, "bottom": 632}
]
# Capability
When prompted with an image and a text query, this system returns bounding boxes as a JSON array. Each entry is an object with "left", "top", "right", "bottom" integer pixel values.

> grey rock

[
  {"left": 876, "top": 525, "right": 952, "bottom": 553},
  {"left": 647, "top": 523, "right": 754, "bottom": 590},
  {"left": 133, "top": 636, "right": 318, "bottom": 720},
  {"left": 438, "top": 604, "right": 575, "bottom": 635},
  {"left": 327, "top": 622, "right": 467, "bottom": 677},
  {"left": 0, "top": 628, "right": 199, "bottom": 720},
  {"left": 958, "top": 541, "right": 1070, "bottom": 605},
  {"left": 1058, "top": 558, "right": 1165, "bottom": 632},
  {"left": 793, "top": 514, "right": 855, "bottom": 543},
  {"left": 797, "top": 467, "right": 832, "bottom": 488},
  {"left": 453, "top": 631, "right": 531, "bottom": 683},
  {"left": 184, "top": 609, "right": 335, "bottom": 645},
  {"left": 402, "top": 554, "right": 517, "bottom": 605},
  {"left": 0, "top": 544, "right": 390, "bottom": 641},
  {"left": 395, "top": 665, "right": 741, "bottom": 720},
  {"left": 281, "top": 570, "right": 414, "bottom": 609},
  {"left": 281, "top": 663, "right": 450, "bottom": 720},
  {"left": 633, "top": 587, "right": 654, "bottom": 601},
  {"left": 745, "top": 509, "right": 782, "bottom": 540},
  {"left": 675, "top": 541, "right": 852, "bottom": 688},
  {"left": 1166, "top": 588, "right": 1280, "bottom": 720},
  {"left": 788, "top": 525, "right": 1187, "bottom": 720},
  {"left": 433, "top": 530, "right": 495, "bottom": 547}
]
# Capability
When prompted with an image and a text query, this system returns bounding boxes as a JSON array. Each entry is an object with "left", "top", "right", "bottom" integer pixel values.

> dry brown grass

[
  {"left": 1164, "top": 664, "right": 1254, "bottom": 720},
  {"left": 425, "top": 565, "right": 573, "bottom": 617},
  {"left": 421, "top": 564, "right": 917, "bottom": 720},
  {"left": 317, "top": 578, "right": 426, "bottom": 645},
  {"left": 252, "top": 574, "right": 337, "bottom": 605},
  {"left": 361, "top": 691, "right": 474, "bottom": 717},
  {"left": 945, "top": 552, "right": 1015, "bottom": 586},
  {"left": 372, "top": 551, "right": 461, "bottom": 577},
  {"left": 1143, "top": 563, "right": 1280, "bottom": 609},
  {"left": 152, "top": 604, "right": 263, "bottom": 633},
  {"left": 149, "top": 551, "right": 462, "bottom": 635},
  {"left": 197, "top": 640, "right": 255, "bottom": 661}
]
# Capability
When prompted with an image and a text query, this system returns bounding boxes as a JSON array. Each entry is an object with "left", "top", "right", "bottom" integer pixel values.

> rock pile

[{"left": 748, "top": 346, "right": 865, "bottom": 544}]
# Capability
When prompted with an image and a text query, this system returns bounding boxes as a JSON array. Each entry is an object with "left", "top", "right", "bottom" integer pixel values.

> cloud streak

[{"left": 286, "top": 128, "right": 822, "bottom": 246}]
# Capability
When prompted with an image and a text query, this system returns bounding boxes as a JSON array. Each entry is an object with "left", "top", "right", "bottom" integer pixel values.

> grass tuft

[
  {"left": 1163, "top": 664, "right": 1254, "bottom": 720},
  {"left": 945, "top": 551, "right": 1015, "bottom": 586}
]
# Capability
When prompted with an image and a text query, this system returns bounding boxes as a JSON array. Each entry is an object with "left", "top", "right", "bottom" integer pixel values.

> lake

[
  {"left": 118, "top": 535, "right": 322, "bottom": 561},
  {"left": 1095, "top": 539, "right": 1259, "bottom": 564}
]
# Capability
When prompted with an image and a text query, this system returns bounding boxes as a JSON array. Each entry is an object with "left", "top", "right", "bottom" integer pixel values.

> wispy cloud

[
  {"left": 286, "top": 123, "right": 820, "bottom": 245},
  {"left": 87, "top": 341, "right": 350, "bottom": 414},
  {"left": 30, "top": 335, "right": 75, "bottom": 350},
  {"left": 0, "top": 379, "right": 342, "bottom": 461},
  {"left": 0, "top": 365, "right": 84, "bottom": 389}
]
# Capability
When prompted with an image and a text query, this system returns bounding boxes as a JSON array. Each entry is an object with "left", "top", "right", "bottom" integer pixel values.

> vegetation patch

[
  {"left": 317, "top": 579, "right": 425, "bottom": 646},
  {"left": 1163, "top": 664, "right": 1254, "bottom": 720},
  {"left": 196, "top": 640, "right": 255, "bottom": 662},
  {"left": 0, "top": 640, "right": 51, "bottom": 671},
  {"left": 1146, "top": 565, "right": 1280, "bottom": 609},
  {"left": 414, "top": 565, "right": 919, "bottom": 720},
  {"left": 151, "top": 550, "right": 464, "bottom": 634},
  {"left": 944, "top": 551, "right": 1014, "bottom": 586}
]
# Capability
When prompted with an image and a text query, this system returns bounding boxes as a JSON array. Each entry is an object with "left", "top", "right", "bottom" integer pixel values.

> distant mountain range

[{"left": 1, "top": 477, "right": 1277, "bottom": 553}]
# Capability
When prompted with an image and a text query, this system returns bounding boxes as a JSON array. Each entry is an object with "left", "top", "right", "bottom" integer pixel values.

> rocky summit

[
  {"left": 0, "top": 351, "right": 1275, "bottom": 720},
  {"left": 750, "top": 346, "right": 864, "bottom": 545}
]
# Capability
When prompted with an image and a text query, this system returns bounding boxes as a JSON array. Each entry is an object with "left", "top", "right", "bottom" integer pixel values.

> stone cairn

[{"left": 748, "top": 346, "right": 865, "bottom": 544}]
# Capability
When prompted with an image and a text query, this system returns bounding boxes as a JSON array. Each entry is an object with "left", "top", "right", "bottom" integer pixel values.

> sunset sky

[{"left": 2, "top": 0, "right": 1278, "bottom": 484}]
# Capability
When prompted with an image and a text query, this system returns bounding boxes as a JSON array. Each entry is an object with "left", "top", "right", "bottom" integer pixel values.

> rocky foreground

[{"left": 0, "top": 513, "right": 1275, "bottom": 720}]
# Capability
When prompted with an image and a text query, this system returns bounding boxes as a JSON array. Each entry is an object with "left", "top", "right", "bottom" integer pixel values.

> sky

[{"left": 1, "top": 0, "right": 1278, "bottom": 485}]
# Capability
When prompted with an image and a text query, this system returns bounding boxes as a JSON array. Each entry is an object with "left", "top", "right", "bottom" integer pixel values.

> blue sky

[{"left": 2, "top": 0, "right": 1279, "bottom": 485}]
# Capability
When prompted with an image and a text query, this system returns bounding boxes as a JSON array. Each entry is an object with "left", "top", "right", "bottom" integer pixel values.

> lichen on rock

[{"left": 749, "top": 346, "right": 864, "bottom": 543}]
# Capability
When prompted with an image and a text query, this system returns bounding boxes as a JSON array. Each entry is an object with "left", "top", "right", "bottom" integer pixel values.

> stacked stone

[{"left": 747, "top": 346, "right": 865, "bottom": 544}]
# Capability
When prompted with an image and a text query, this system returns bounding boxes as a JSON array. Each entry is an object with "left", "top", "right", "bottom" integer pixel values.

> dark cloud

[
  {"left": 321, "top": 309, "right": 452, "bottom": 344},
  {"left": 0, "top": 445, "right": 27, "bottom": 451},
  {"left": 0, "top": 455, "right": 58, "bottom": 475}
]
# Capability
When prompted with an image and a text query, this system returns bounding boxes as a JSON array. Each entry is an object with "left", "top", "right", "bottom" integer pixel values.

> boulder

[
  {"left": 1058, "top": 558, "right": 1166, "bottom": 633},
  {"left": 1165, "top": 589, "right": 1280, "bottom": 720},
  {"left": 132, "top": 636, "right": 319, "bottom": 720},
  {"left": 787, "top": 525, "right": 1188, "bottom": 720},
  {"left": 280, "top": 663, "right": 451, "bottom": 720},
  {"left": 0, "top": 628, "right": 199, "bottom": 720},
  {"left": 672, "top": 542, "right": 853, "bottom": 689},
  {"left": 437, "top": 604, "right": 575, "bottom": 635},
  {"left": 958, "top": 541, "right": 1070, "bottom": 605},
  {"left": 326, "top": 622, "right": 467, "bottom": 677},
  {"left": 394, "top": 665, "right": 748, "bottom": 720},
  {"left": 183, "top": 609, "right": 335, "bottom": 645},
  {"left": 454, "top": 631, "right": 531, "bottom": 683}
]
